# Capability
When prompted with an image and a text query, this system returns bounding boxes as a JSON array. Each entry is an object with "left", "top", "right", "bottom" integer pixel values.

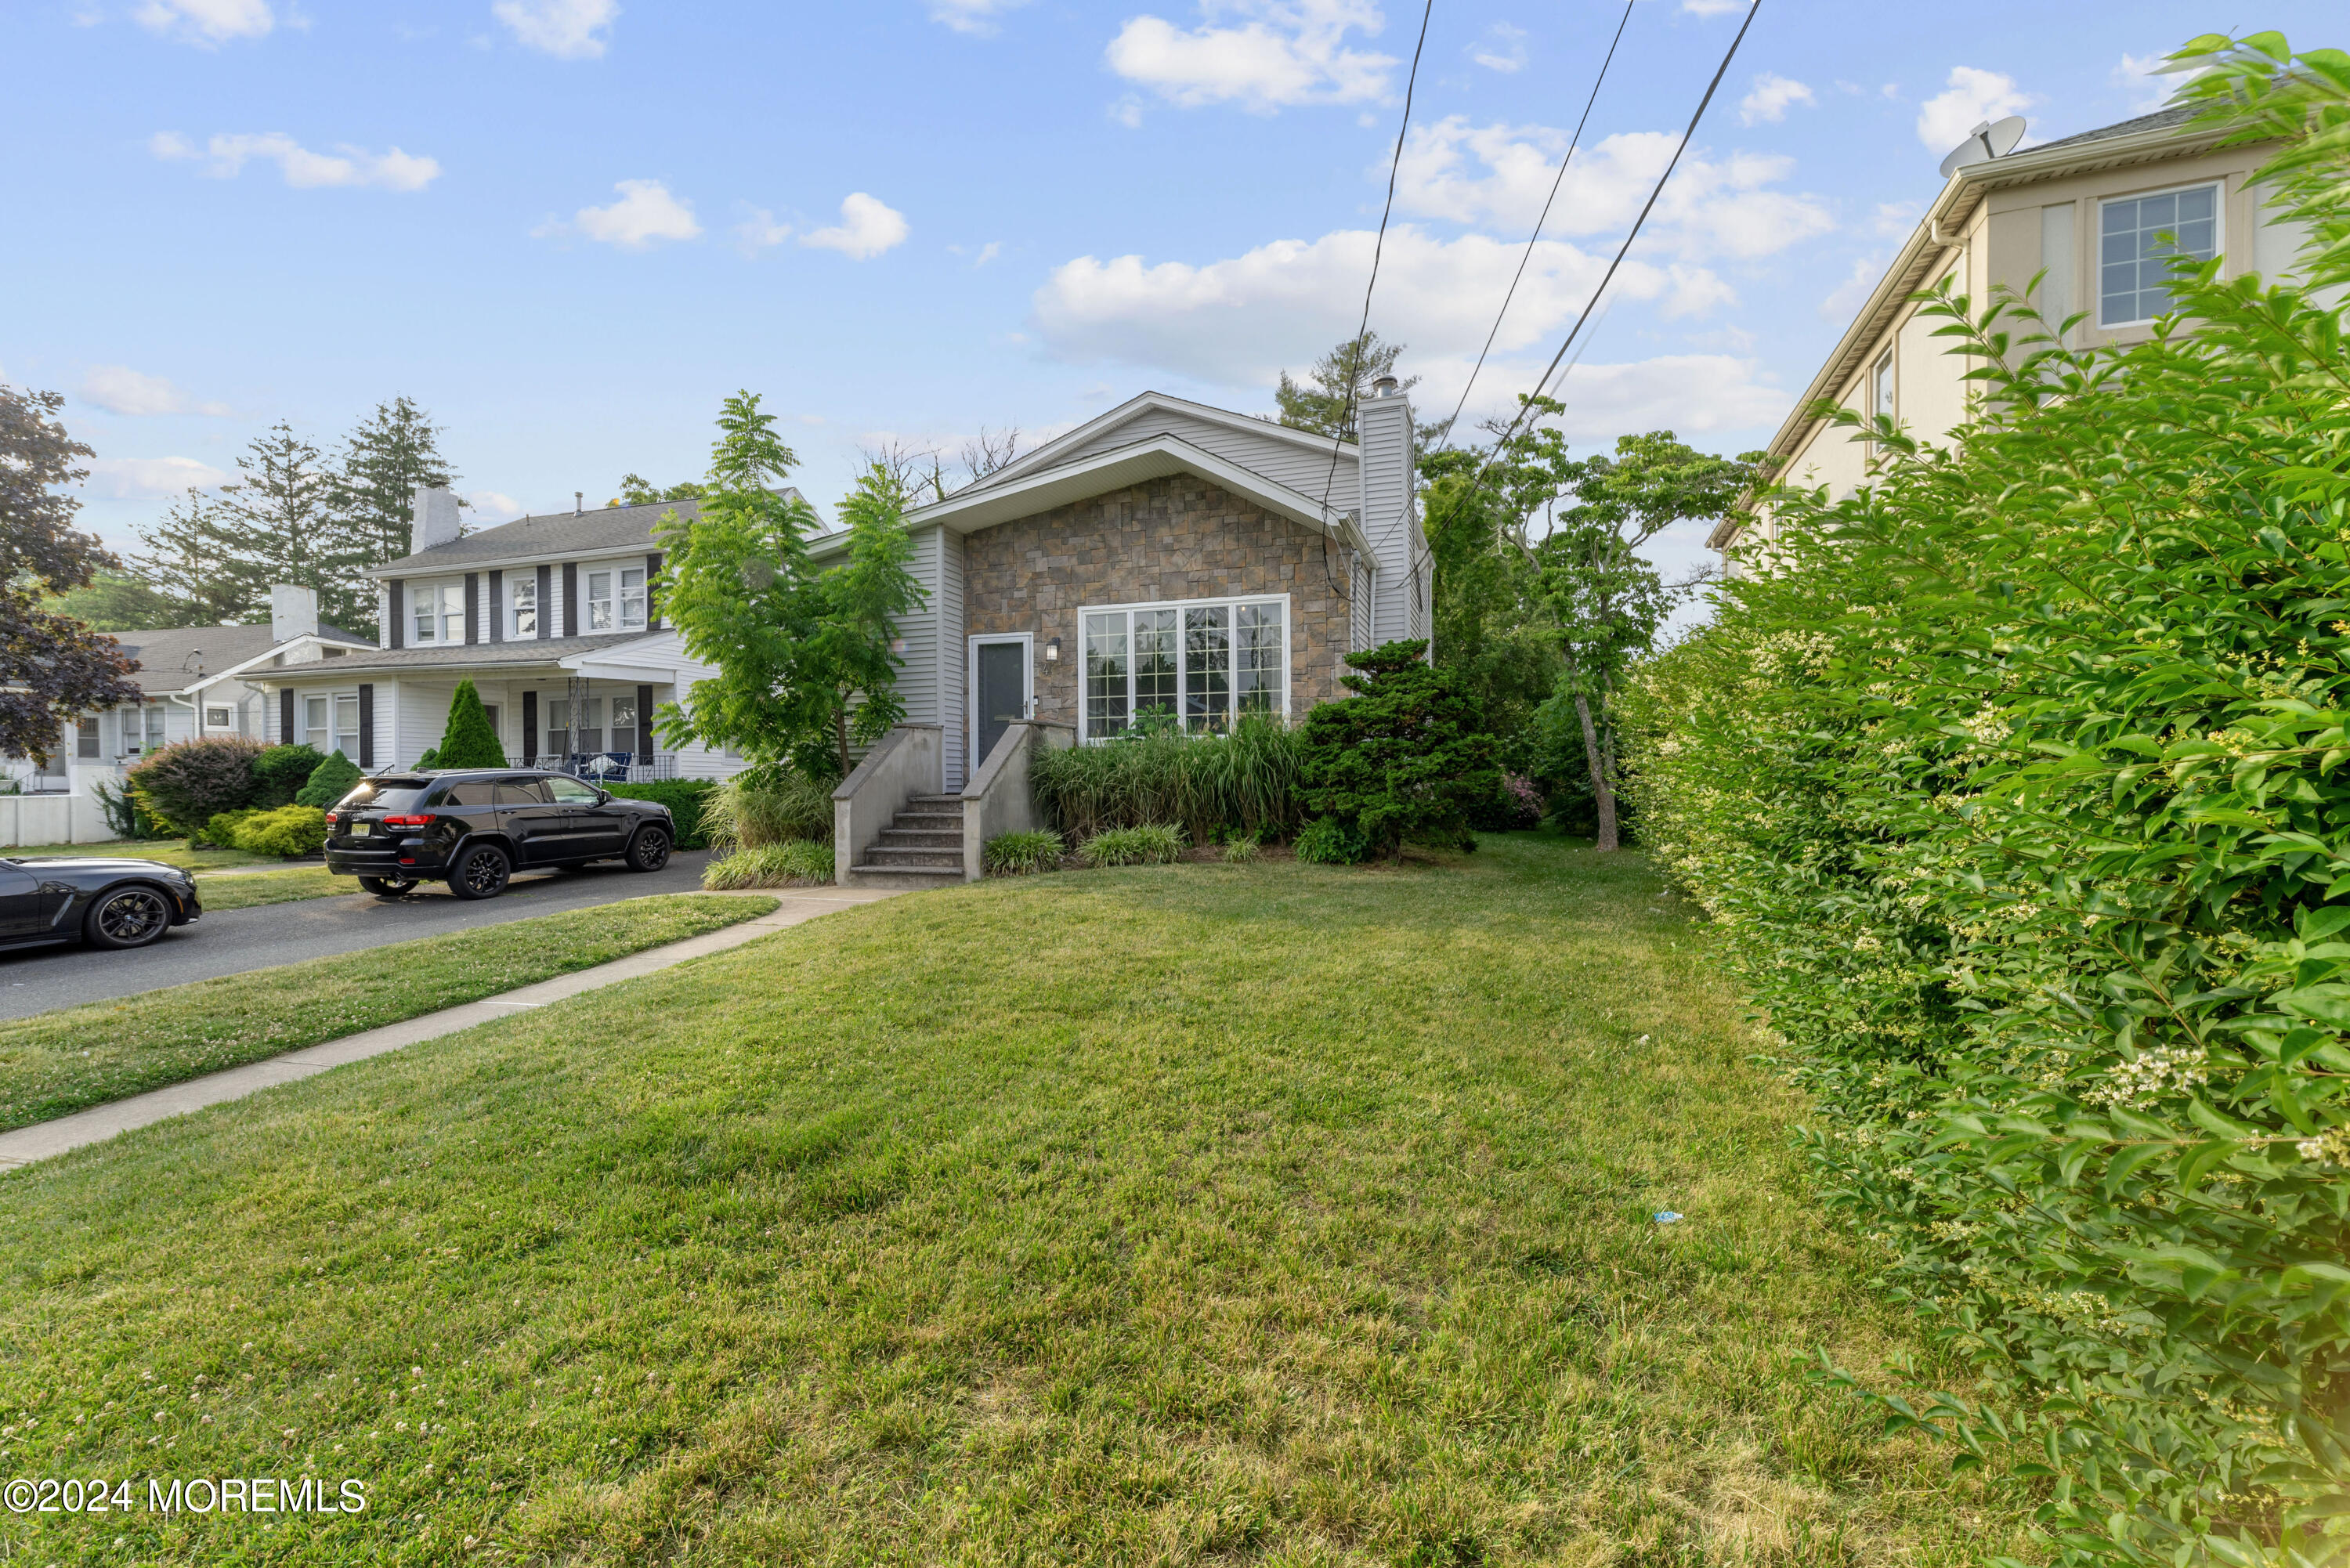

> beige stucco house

[{"left": 1713, "top": 102, "right": 2319, "bottom": 565}]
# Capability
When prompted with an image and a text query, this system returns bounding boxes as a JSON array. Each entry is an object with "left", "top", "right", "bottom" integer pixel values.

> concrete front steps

[{"left": 843, "top": 794, "right": 968, "bottom": 889}]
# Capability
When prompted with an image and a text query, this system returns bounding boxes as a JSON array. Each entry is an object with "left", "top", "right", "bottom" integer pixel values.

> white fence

[{"left": 0, "top": 793, "right": 119, "bottom": 848}]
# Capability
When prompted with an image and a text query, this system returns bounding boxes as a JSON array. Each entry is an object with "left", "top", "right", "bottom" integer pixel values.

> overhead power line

[{"left": 1438, "top": 0, "right": 1637, "bottom": 448}]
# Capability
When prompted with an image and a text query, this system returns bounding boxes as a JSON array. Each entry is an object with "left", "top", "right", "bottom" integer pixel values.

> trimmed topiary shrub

[
  {"left": 127, "top": 735, "right": 266, "bottom": 836},
  {"left": 431, "top": 678, "right": 507, "bottom": 768},
  {"left": 1077, "top": 823, "right": 1183, "bottom": 867},
  {"left": 984, "top": 829, "right": 1062, "bottom": 875},
  {"left": 1298, "top": 641, "right": 1499, "bottom": 859},
  {"left": 702, "top": 840, "right": 833, "bottom": 888},
  {"left": 294, "top": 750, "right": 362, "bottom": 808},
  {"left": 604, "top": 780, "right": 722, "bottom": 849},
  {"left": 228, "top": 804, "right": 328, "bottom": 858},
  {"left": 251, "top": 744, "right": 326, "bottom": 807},
  {"left": 1293, "top": 816, "right": 1368, "bottom": 865}
]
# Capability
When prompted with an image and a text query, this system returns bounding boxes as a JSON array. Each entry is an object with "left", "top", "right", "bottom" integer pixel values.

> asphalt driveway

[{"left": 0, "top": 851, "right": 718, "bottom": 1021}]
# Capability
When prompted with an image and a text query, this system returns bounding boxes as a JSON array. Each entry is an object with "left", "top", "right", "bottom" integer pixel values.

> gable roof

[
  {"left": 114, "top": 622, "right": 370, "bottom": 697},
  {"left": 372, "top": 493, "right": 800, "bottom": 575},
  {"left": 243, "top": 631, "right": 668, "bottom": 681},
  {"left": 957, "top": 390, "right": 1358, "bottom": 499}
]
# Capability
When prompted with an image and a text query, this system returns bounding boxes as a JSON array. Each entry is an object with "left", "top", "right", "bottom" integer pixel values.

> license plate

[{"left": 349, "top": 822, "right": 370, "bottom": 837}]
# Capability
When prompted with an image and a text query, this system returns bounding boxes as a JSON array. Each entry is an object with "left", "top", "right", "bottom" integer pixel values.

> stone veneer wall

[{"left": 961, "top": 474, "right": 1355, "bottom": 732}]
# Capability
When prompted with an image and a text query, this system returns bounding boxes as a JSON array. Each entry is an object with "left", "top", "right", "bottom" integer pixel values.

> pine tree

[
  {"left": 294, "top": 748, "right": 360, "bottom": 807},
  {"left": 334, "top": 396, "right": 461, "bottom": 568},
  {"left": 215, "top": 422, "right": 367, "bottom": 632},
  {"left": 431, "top": 678, "right": 508, "bottom": 768},
  {"left": 130, "top": 488, "right": 258, "bottom": 625},
  {"left": 1274, "top": 331, "right": 1417, "bottom": 440}
]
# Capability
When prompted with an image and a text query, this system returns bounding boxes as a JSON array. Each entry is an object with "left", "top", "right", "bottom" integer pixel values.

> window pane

[
  {"left": 1133, "top": 609, "right": 1177, "bottom": 720},
  {"left": 1085, "top": 612, "right": 1129, "bottom": 736},
  {"left": 1235, "top": 603, "right": 1282, "bottom": 715},
  {"left": 2098, "top": 186, "right": 2219, "bottom": 325},
  {"left": 548, "top": 777, "right": 601, "bottom": 804},
  {"left": 1184, "top": 605, "right": 1230, "bottom": 733},
  {"left": 414, "top": 591, "right": 435, "bottom": 641},
  {"left": 588, "top": 571, "right": 613, "bottom": 631},
  {"left": 2102, "top": 199, "right": 2133, "bottom": 235}
]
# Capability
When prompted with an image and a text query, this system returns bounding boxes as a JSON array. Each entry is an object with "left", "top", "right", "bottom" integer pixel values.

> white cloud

[
  {"left": 1916, "top": 66, "right": 2037, "bottom": 154},
  {"left": 1868, "top": 200, "right": 1922, "bottom": 239},
  {"left": 83, "top": 456, "right": 229, "bottom": 498},
  {"left": 1536, "top": 353, "right": 1785, "bottom": 439},
  {"left": 133, "top": 0, "right": 272, "bottom": 44},
  {"left": 1109, "top": 96, "right": 1146, "bottom": 129},
  {"left": 492, "top": 0, "right": 616, "bottom": 58},
  {"left": 733, "top": 205, "right": 793, "bottom": 253},
  {"left": 1679, "top": 0, "right": 1741, "bottom": 14},
  {"left": 542, "top": 179, "right": 702, "bottom": 248},
  {"left": 928, "top": 0, "right": 1025, "bottom": 34},
  {"left": 466, "top": 490, "right": 526, "bottom": 522},
  {"left": 2112, "top": 52, "right": 2172, "bottom": 115},
  {"left": 1738, "top": 73, "right": 1815, "bottom": 126},
  {"left": 1032, "top": 225, "right": 1734, "bottom": 396},
  {"left": 1469, "top": 21, "right": 1525, "bottom": 74},
  {"left": 76, "top": 367, "right": 230, "bottom": 417},
  {"left": 802, "top": 193, "right": 908, "bottom": 259},
  {"left": 150, "top": 131, "right": 440, "bottom": 191},
  {"left": 1105, "top": 0, "right": 1394, "bottom": 112},
  {"left": 1393, "top": 119, "right": 1835, "bottom": 260},
  {"left": 1820, "top": 253, "right": 1883, "bottom": 321}
]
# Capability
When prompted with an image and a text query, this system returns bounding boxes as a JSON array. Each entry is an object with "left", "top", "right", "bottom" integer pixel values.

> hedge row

[{"left": 604, "top": 780, "right": 721, "bottom": 849}]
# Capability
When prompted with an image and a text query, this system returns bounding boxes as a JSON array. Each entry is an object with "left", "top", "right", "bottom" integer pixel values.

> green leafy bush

[
  {"left": 984, "top": 829, "right": 1062, "bottom": 875},
  {"left": 1299, "top": 641, "right": 1498, "bottom": 858},
  {"left": 226, "top": 804, "right": 328, "bottom": 858},
  {"left": 197, "top": 809, "right": 262, "bottom": 850},
  {"left": 701, "top": 768, "right": 833, "bottom": 847},
  {"left": 702, "top": 840, "right": 833, "bottom": 888},
  {"left": 126, "top": 735, "right": 266, "bottom": 834},
  {"left": 432, "top": 678, "right": 508, "bottom": 768},
  {"left": 604, "top": 780, "right": 722, "bottom": 848},
  {"left": 1618, "top": 38, "right": 2350, "bottom": 1566},
  {"left": 1077, "top": 824, "right": 1183, "bottom": 867},
  {"left": 91, "top": 780, "right": 164, "bottom": 840},
  {"left": 294, "top": 750, "right": 361, "bottom": 808},
  {"left": 1030, "top": 714, "right": 1302, "bottom": 842},
  {"left": 1293, "top": 817, "right": 1368, "bottom": 865},
  {"left": 251, "top": 744, "right": 326, "bottom": 806}
]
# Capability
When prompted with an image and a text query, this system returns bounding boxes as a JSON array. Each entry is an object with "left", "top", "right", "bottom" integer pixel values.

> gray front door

[{"left": 974, "top": 641, "right": 1028, "bottom": 769}]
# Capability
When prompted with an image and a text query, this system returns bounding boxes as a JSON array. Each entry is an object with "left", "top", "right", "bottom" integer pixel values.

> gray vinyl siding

[
  {"left": 1356, "top": 396, "right": 1419, "bottom": 646},
  {"left": 1049, "top": 408, "right": 1358, "bottom": 503},
  {"left": 1350, "top": 554, "right": 1374, "bottom": 651},
  {"left": 938, "top": 527, "right": 966, "bottom": 788},
  {"left": 396, "top": 680, "right": 446, "bottom": 768},
  {"left": 893, "top": 525, "right": 949, "bottom": 780}
]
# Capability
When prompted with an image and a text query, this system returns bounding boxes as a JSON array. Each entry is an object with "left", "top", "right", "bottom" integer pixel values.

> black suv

[{"left": 323, "top": 769, "right": 676, "bottom": 901}]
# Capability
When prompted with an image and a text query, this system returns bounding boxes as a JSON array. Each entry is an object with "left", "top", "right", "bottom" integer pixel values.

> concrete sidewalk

[{"left": 0, "top": 884, "right": 902, "bottom": 1172}]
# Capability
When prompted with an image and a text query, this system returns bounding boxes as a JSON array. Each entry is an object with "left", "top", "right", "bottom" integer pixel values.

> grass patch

[
  {"left": 2, "top": 839, "right": 277, "bottom": 871},
  {"left": 0, "top": 840, "right": 2034, "bottom": 1564},
  {"left": 0, "top": 894, "right": 772, "bottom": 1132},
  {"left": 191, "top": 865, "right": 346, "bottom": 910}
]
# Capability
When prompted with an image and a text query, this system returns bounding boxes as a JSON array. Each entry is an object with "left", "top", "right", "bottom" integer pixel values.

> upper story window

[
  {"left": 2100, "top": 183, "right": 2219, "bottom": 327},
  {"left": 585, "top": 565, "right": 647, "bottom": 633},
  {"left": 410, "top": 581, "right": 465, "bottom": 643},
  {"left": 1872, "top": 349, "right": 1895, "bottom": 423},
  {"left": 509, "top": 575, "right": 538, "bottom": 639},
  {"left": 1081, "top": 595, "right": 1285, "bottom": 741}
]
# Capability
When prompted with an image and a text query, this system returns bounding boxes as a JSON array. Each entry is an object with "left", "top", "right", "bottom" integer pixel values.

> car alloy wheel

[
  {"left": 450, "top": 845, "right": 510, "bottom": 901},
  {"left": 627, "top": 828, "right": 671, "bottom": 873},
  {"left": 88, "top": 887, "right": 172, "bottom": 949}
]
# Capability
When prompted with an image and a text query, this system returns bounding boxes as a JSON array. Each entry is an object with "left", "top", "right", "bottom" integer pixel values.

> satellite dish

[{"left": 1937, "top": 114, "right": 2027, "bottom": 179}]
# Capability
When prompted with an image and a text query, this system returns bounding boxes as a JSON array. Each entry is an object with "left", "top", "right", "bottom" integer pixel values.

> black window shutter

[
  {"left": 488, "top": 570, "right": 503, "bottom": 644},
  {"left": 636, "top": 682, "right": 654, "bottom": 758},
  {"left": 536, "top": 564, "right": 552, "bottom": 640},
  {"left": 280, "top": 688, "right": 295, "bottom": 745},
  {"left": 522, "top": 691, "right": 538, "bottom": 763},
  {"left": 357, "top": 685, "right": 374, "bottom": 767},
  {"left": 645, "top": 551, "right": 663, "bottom": 628},
  {"left": 386, "top": 578, "right": 404, "bottom": 649},
  {"left": 463, "top": 573, "right": 479, "bottom": 645},
  {"left": 562, "top": 562, "right": 578, "bottom": 637}
]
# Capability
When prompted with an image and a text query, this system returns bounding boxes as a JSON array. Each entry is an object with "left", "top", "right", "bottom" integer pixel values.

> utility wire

[
  {"left": 1437, "top": 0, "right": 1636, "bottom": 449},
  {"left": 1458, "top": 0, "right": 1762, "bottom": 511}
]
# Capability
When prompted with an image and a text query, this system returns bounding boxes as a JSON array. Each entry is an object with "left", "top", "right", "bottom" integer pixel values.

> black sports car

[{"left": 0, "top": 854, "right": 202, "bottom": 952}]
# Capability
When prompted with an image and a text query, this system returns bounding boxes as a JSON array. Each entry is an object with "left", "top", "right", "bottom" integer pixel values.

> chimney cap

[{"left": 1372, "top": 375, "right": 1400, "bottom": 398}]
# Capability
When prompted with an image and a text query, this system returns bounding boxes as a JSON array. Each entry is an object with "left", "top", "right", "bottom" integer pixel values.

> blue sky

[{"left": 5, "top": 0, "right": 2337, "bottom": 585}]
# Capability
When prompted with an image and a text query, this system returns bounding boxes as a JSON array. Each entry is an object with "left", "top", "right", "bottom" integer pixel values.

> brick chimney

[
  {"left": 410, "top": 486, "right": 462, "bottom": 554},
  {"left": 269, "top": 583, "right": 320, "bottom": 643}
]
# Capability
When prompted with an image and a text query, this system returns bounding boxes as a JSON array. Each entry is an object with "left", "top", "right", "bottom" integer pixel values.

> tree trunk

[{"left": 1574, "top": 690, "right": 1619, "bottom": 852}]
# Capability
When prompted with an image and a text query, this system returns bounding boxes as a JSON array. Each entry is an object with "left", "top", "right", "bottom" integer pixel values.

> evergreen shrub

[
  {"left": 294, "top": 750, "right": 361, "bottom": 808},
  {"left": 126, "top": 736, "right": 266, "bottom": 835},
  {"left": 251, "top": 744, "right": 326, "bottom": 806},
  {"left": 1298, "top": 640, "right": 1498, "bottom": 858},
  {"left": 227, "top": 805, "right": 329, "bottom": 858},
  {"left": 1293, "top": 817, "right": 1368, "bottom": 865},
  {"left": 431, "top": 679, "right": 508, "bottom": 768},
  {"left": 604, "top": 781, "right": 721, "bottom": 848}
]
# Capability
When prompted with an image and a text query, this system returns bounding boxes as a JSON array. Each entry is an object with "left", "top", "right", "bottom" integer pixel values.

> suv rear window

[{"left": 338, "top": 778, "right": 429, "bottom": 813}]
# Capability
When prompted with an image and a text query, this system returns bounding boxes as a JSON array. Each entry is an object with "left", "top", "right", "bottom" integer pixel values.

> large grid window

[
  {"left": 1081, "top": 597, "right": 1286, "bottom": 739},
  {"left": 2100, "top": 184, "right": 2219, "bottom": 327}
]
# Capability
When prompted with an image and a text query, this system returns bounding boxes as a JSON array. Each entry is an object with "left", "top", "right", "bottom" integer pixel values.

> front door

[{"left": 973, "top": 639, "right": 1029, "bottom": 771}]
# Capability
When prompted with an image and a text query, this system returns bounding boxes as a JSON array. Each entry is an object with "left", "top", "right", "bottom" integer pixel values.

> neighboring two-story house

[
  {"left": 249, "top": 384, "right": 1431, "bottom": 790},
  {"left": 1713, "top": 103, "right": 2319, "bottom": 565}
]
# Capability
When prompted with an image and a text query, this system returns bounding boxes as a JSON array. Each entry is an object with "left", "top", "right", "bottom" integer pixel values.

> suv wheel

[
  {"left": 449, "top": 844, "right": 511, "bottom": 901},
  {"left": 357, "top": 876, "right": 418, "bottom": 898},
  {"left": 625, "top": 826, "right": 671, "bottom": 873},
  {"left": 85, "top": 885, "right": 173, "bottom": 949}
]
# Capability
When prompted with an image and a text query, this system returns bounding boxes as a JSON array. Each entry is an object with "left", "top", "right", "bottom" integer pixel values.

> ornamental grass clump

[
  {"left": 702, "top": 840, "right": 833, "bottom": 888},
  {"left": 701, "top": 768, "right": 833, "bottom": 848},
  {"left": 1618, "top": 35, "right": 2350, "bottom": 1566},
  {"left": 984, "top": 829, "right": 1062, "bottom": 875},
  {"left": 1077, "top": 824, "right": 1183, "bottom": 868},
  {"left": 1029, "top": 713, "right": 1301, "bottom": 842}
]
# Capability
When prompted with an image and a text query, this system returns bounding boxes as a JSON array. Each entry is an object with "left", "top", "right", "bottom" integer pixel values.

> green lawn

[
  {"left": 193, "top": 865, "right": 346, "bottom": 910},
  {"left": 0, "top": 894, "right": 773, "bottom": 1131},
  {"left": 0, "top": 840, "right": 2033, "bottom": 1566},
  {"left": 2, "top": 838, "right": 279, "bottom": 871}
]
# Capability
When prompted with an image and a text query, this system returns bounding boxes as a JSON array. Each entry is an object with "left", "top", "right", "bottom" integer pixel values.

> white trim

[
  {"left": 1073, "top": 591, "right": 1291, "bottom": 743},
  {"left": 965, "top": 631, "right": 1033, "bottom": 772},
  {"left": 2094, "top": 178, "right": 2225, "bottom": 328},
  {"left": 964, "top": 389, "right": 1359, "bottom": 496},
  {"left": 368, "top": 542, "right": 669, "bottom": 582}
]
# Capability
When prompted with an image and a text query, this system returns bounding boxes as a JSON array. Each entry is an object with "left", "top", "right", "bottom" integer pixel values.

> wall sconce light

[{"left": 1045, "top": 636, "right": 1061, "bottom": 661}]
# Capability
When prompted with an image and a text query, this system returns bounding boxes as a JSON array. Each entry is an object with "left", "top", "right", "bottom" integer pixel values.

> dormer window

[
  {"left": 586, "top": 566, "right": 647, "bottom": 633},
  {"left": 410, "top": 582, "right": 465, "bottom": 643},
  {"left": 509, "top": 576, "right": 538, "bottom": 638}
]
